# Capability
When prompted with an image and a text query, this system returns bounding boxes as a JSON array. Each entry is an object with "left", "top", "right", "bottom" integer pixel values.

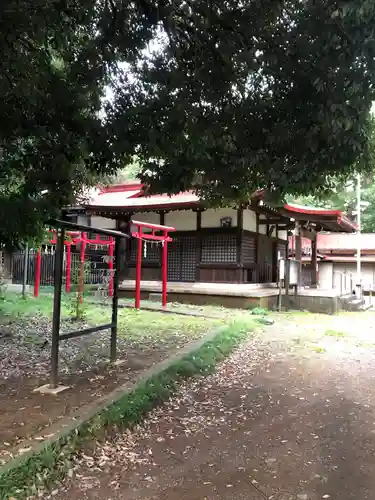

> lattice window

[
  {"left": 181, "top": 236, "right": 196, "bottom": 281},
  {"left": 277, "top": 242, "right": 287, "bottom": 259},
  {"left": 129, "top": 239, "right": 161, "bottom": 262},
  {"left": 167, "top": 240, "right": 181, "bottom": 282},
  {"left": 166, "top": 235, "right": 197, "bottom": 282},
  {"left": 258, "top": 235, "right": 273, "bottom": 265},
  {"left": 88, "top": 231, "right": 111, "bottom": 242},
  {"left": 242, "top": 234, "right": 256, "bottom": 264},
  {"left": 201, "top": 234, "right": 237, "bottom": 263}
]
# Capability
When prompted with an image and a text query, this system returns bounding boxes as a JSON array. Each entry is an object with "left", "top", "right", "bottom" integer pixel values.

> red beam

[
  {"left": 131, "top": 232, "right": 172, "bottom": 242},
  {"left": 34, "top": 249, "right": 41, "bottom": 298},
  {"left": 66, "top": 244, "right": 71, "bottom": 293},
  {"left": 135, "top": 234, "right": 143, "bottom": 310},
  {"left": 108, "top": 236, "right": 114, "bottom": 297},
  {"left": 131, "top": 220, "right": 176, "bottom": 232}
]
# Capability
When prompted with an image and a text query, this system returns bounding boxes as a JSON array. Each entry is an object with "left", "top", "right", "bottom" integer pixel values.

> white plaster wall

[
  {"left": 165, "top": 210, "right": 197, "bottom": 231},
  {"left": 131, "top": 211, "right": 160, "bottom": 233},
  {"left": 243, "top": 209, "right": 257, "bottom": 232},
  {"left": 278, "top": 230, "right": 288, "bottom": 241},
  {"left": 269, "top": 226, "right": 277, "bottom": 237},
  {"left": 90, "top": 216, "right": 116, "bottom": 229},
  {"left": 318, "top": 262, "right": 333, "bottom": 289},
  {"left": 201, "top": 208, "right": 238, "bottom": 228},
  {"left": 333, "top": 262, "right": 375, "bottom": 289},
  {"left": 243, "top": 209, "right": 288, "bottom": 238},
  {"left": 77, "top": 215, "right": 89, "bottom": 226},
  {"left": 360, "top": 264, "right": 375, "bottom": 288}
]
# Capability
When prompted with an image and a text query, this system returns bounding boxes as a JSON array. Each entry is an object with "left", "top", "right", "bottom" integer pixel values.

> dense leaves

[
  {"left": 110, "top": 0, "right": 375, "bottom": 204},
  {"left": 0, "top": 0, "right": 154, "bottom": 244},
  {"left": 2, "top": 0, "right": 375, "bottom": 243},
  {"left": 290, "top": 175, "right": 375, "bottom": 233}
]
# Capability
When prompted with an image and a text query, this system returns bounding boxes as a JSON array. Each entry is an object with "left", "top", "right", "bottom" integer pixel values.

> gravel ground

[{"left": 41, "top": 312, "right": 375, "bottom": 500}]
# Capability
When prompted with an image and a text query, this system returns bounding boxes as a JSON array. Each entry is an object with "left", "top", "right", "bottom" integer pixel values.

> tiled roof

[
  {"left": 317, "top": 233, "right": 375, "bottom": 251},
  {"left": 281, "top": 203, "right": 356, "bottom": 233},
  {"left": 87, "top": 189, "right": 200, "bottom": 211},
  {"left": 85, "top": 183, "right": 356, "bottom": 233},
  {"left": 324, "top": 255, "right": 375, "bottom": 262},
  {"left": 289, "top": 233, "right": 375, "bottom": 253}
]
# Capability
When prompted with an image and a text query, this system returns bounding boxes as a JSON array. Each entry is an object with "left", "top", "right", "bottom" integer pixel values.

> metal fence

[{"left": 11, "top": 249, "right": 114, "bottom": 288}]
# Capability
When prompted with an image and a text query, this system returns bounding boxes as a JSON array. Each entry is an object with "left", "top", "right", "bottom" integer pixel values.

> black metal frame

[{"left": 49, "top": 218, "right": 129, "bottom": 388}]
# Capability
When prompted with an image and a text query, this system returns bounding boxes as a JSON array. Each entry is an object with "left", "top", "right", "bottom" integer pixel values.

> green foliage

[
  {"left": 359, "top": 182, "right": 375, "bottom": 232},
  {"left": 2, "top": 0, "right": 375, "bottom": 243},
  {"left": 68, "top": 261, "right": 91, "bottom": 320},
  {"left": 325, "top": 329, "right": 346, "bottom": 338},
  {"left": 250, "top": 307, "right": 269, "bottom": 316},
  {"left": 109, "top": 156, "right": 141, "bottom": 184},
  {"left": 0, "top": 319, "right": 255, "bottom": 499},
  {"left": 109, "top": 0, "right": 375, "bottom": 204},
  {"left": 289, "top": 174, "right": 375, "bottom": 232},
  {"left": 67, "top": 294, "right": 88, "bottom": 322},
  {"left": 0, "top": 1, "right": 156, "bottom": 245}
]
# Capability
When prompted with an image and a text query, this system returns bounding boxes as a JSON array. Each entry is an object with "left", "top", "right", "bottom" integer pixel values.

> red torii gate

[
  {"left": 131, "top": 220, "right": 176, "bottom": 309},
  {"left": 34, "top": 220, "right": 176, "bottom": 309}
]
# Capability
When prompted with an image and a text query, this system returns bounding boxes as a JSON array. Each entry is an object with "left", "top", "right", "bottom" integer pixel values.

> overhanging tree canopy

[
  {"left": 2, "top": 0, "right": 375, "bottom": 243},
  {"left": 0, "top": 0, "right": 155, "bottom": 245},
  {"left": 109, "top": 0, "right": 375, "bottom": 204}
]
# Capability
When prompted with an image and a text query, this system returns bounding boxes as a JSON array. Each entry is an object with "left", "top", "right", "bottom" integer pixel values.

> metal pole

[
  {"left": 50, "top": 227, "right": 65, "bottom": 388},
  {"left": 110, "top": 236, "right": 120, "bottom": 363},
  {"left": 22, "top": 243, "right": 29, "bottom": 298},
  {"left": 356, "top": 173, "right": 361, "bottom": 298}
]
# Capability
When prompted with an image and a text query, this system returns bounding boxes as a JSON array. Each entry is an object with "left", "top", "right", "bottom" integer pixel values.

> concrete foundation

[
  {"left": 5, "top": 283, "right": 31, "bottom": 293},
  {"left": 120, "top": 281, "right": 344, "bottom": 314},
  {"left": 34, "top": 384, "right": 70, "bottom": 395},
  {"left": 282, "top": 293, "right": 339, "bottom": 315}
]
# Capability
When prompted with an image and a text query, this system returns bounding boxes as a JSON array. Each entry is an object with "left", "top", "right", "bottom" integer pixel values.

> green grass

[
  {"left": 0, "top": 292, "right": 223, "bottom": 347},
  {"left": 0, "top": 319, "right": 255, "bottom": 500},
  {"left": 0, "top": 293, "right": 62, "bottom": 319},
  {"left": 118, "top": 296, "right": 259, "bottom": 320},
  {"left": 324, "top": 329, "right": 346, "bottom": 338},
  {"left": 310, "top": 344, "right": 327, "bottom": 354}
]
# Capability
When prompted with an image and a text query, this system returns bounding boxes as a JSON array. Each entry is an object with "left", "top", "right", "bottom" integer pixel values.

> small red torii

[
  {"left": 34, "top": 220, "right": 176, "bottom": 310},
  {"left": 131, "top": 220, "right": 176, "bottom": 309}
]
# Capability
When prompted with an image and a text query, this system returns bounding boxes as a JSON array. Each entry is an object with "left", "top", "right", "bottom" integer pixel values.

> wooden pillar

[
  {"left": 236, "top": 208, "right": 244, "bottom": 283},
  {"left": 159, "top": 211, "right": 165, "bottom": 226},
  {"left": 295, "top": 221, "right": 302, "bottom": 290},
  {"left": 255, "top": 213, "right": 260, "bottom": 282},
  {"left": 159, "top": 211, "right": 166, "bottom": 281},
  {"left": 116, "top": 215, "right": 132, "bottom": 281},
  {"left": 311, "top": 237, "right": 318, "bottom": 287},
  {"left": 195, "top": 210, "right": 202, "bottom": 281}
]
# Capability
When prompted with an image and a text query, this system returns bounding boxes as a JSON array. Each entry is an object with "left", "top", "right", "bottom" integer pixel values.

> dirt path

[{"left": 42, "top": 313, "right": 375, "bottom": 499}]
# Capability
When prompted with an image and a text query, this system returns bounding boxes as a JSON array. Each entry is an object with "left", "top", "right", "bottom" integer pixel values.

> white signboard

[
  {"left": 288, "top": 260, "right": 299, "bottom": 286},
  {"left": 279, "top": 258, "right": 285, "bottom": 281}
]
